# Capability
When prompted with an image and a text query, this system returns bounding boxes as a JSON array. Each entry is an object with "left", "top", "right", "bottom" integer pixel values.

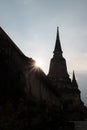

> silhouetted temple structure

[
  {"left": 48, "top": 27, "right": 84, "bottom": 119},
  {"left": 0, "top": 27, "right": 85, "bottom": 120}
]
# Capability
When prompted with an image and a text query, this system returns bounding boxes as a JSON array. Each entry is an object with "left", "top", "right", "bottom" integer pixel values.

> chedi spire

[
  {"left": 48, "top": 27, "right": 69, "bottom": 80},
  {"left": 54, "top": 27, "right": 62, "bottom": 54}
]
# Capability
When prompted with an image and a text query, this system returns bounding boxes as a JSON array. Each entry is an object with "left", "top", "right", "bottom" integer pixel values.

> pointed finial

[
  {"left": 57, "top": 26, "right": 59, "bottom": 31},
  {"left": 57, "top": 26, "right": 59, "bottom": 37},
  {"left": 72, "top": 70, "right": 78, "bottom": 88},
  {"left": 73, "top": 70, "right": 75, "bottom": 80},
  {"left": 53, "top": 27, "right": 62, "bottom": 53}
]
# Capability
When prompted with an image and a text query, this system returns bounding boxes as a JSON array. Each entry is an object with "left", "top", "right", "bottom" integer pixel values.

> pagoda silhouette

[{"left": 48, "top": 27, "right": 85, "bottom": 120}]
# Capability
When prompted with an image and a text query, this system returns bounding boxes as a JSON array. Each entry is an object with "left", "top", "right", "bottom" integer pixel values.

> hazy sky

[{"left": 0, "top": 0, "right": 87, "bottom": 105}]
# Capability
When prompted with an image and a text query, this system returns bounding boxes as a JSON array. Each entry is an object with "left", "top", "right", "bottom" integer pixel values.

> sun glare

[{"left": 35, "top": 59, "right": 43, "bottom": 68}]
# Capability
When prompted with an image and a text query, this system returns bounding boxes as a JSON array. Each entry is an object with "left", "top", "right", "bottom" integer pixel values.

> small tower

[
  {"left": 72, "top": 71, "right": 78, "bottom": 88},
  {"left": 48, "top": 27, "right": 69, "bottom": 85}
]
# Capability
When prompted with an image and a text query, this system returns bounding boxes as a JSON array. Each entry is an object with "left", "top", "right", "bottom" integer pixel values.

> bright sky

[{"left": 0, "top": 0, "right": 87, "bottom": 105}]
